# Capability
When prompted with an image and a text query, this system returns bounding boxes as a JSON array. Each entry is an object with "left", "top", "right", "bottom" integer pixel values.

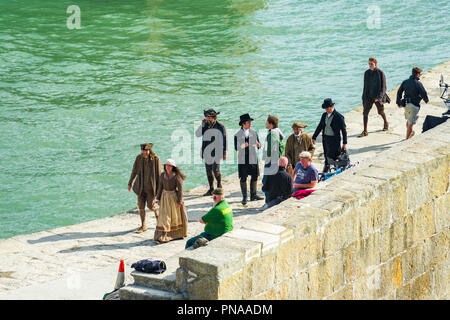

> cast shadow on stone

[
  {"left": 347, "top": 141, "right": 399, "bottom": 156},
  {"left": 27, "top": 229, "right": 137, "bottom": 245},
  {"left": 56, "top": 235, "right": 184, "bottom": 254}
]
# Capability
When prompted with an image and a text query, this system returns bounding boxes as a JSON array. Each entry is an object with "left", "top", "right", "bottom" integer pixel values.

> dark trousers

[
  {"left": 363, "top": 99, "right": 384, "bottom": 116},
  {"left": 323, "top": 135, "right": 341, "bottom": 165},
  {"left": 185, "top": 232, "right": 215, "bottom": 249},
  {"left": 266, "top": 196, "right": 288, "bottom": 209},
  {"left": 238, "top": 164, "right": 258, "bottom": 183}
]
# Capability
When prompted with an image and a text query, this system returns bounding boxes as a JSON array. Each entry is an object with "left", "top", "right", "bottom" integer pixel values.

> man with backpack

[{"left": 396, "top": 67, "right": 429, "bottom": 139}]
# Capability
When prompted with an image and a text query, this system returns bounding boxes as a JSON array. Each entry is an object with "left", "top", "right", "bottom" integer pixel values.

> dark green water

[{"left": 1, "top": 0, "right": 449, "bottom": 238}]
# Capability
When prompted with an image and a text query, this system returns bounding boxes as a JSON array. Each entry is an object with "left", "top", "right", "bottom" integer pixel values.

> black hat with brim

[
  {"left": 322, "top": 98, "right": 335, "bottom": 109},
  {"left": 140, "top": 143, "right": 153, "bottom": 150},
  {"left": 204, "top": 109, "right": 220, "bottom": 117},
  {"left": 239, "top": 113, "right": 254, "bottom": 126}
]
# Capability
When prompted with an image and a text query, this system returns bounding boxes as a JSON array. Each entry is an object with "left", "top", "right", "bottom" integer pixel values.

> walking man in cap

[
  {"left": 359, "top": 57, "right": 390, "bottom": 137},
  {"left": 234, "top": 113, "right": 264, "bottom": 205},
  {"left": 312, "top": 98, "right": 348, "bottom": 173},
  {"left": 185, "top": 188, "right": 233, "bottom": 249},
  {"left": 396, "top": 67, "right": 429, "bottom": 139},
  {"left": 284, "top": 121, "right": 315, "bottom": 176},
  {"left": 195, "top": 108, "right": 227, "bottom": 196},
  {"left": 128, "top": 143, "right": 161, "bottom": 233}
]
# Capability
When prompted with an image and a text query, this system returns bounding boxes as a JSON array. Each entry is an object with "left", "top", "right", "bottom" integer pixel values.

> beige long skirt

[{"left": 154, "top": 190, "right": 188, "bottom": 243}]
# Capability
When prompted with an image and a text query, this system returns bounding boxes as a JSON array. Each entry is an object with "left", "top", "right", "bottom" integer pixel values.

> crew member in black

[
  {"left": 261, "top": 157, "right": 293, "bottom": 209},
  {"left": 396, "top": 67, "right": 429, "bottom": 139}
]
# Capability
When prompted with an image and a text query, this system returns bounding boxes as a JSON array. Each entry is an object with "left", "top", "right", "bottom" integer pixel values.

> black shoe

[
  {"left": 250, "top": 194, "right": 264, "bottom": 201},
  {"left": 241, "top": 196, "right": 248, "bottom": 205},
  {"left": 323, "top": 165, "right": 330, "bottom": 173},
  {"left": 193, "top": 237, "right": 209, "bottom": 249},
  {"left": 203, "top": 189, "right": 213, "bottom": 196},
  {"left": 250, "top": 181, "right": 263, "bottom": 201}
]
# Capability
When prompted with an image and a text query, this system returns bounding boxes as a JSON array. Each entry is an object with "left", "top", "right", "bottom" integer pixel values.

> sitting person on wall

[
  {"left": 185, "top": 188, "right": 233, "bottom": 249},
  {"left": 292, "top": 151, "right": 318, "bottom": 200},
  {"left": 261, "top": 156, "right": 293, "bottom": 209},
  {"left": 292, "top": 151, "right": 318, "bottom": 191}
]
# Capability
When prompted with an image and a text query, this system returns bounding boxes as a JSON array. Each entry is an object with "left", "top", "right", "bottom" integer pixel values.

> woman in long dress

[{"left": 154, "top": 159, "right": 188, "bottom": 244}]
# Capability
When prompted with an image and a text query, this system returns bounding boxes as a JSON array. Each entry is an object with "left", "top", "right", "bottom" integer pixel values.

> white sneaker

[{"left": 260, "top": 204, "right": 269, "bottom": 210}]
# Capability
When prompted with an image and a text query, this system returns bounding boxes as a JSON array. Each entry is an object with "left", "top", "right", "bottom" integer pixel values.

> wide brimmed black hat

[
  {"left": 239, "top": 113, "right": 254, "bottom": 126},
  {"left": 322, "top": 98, "right": 335, "bottom": 109},
  {"left": 204, "top": 108, "right": 220, "bottom": 117}
]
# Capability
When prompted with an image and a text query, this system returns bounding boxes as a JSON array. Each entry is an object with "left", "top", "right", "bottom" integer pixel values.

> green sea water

[{"left": 1, "top": 0, "right": 449, "bottom": 238}]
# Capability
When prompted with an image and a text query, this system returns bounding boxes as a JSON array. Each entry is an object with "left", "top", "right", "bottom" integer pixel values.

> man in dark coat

[
  {"left": 128, "top": 143, "right": 161, "bottom": 233},
  {"left": 195, "top": 108, "right": 227, "bottom": 196},
  {"left": 360, "top": 57, "right": 390, "bottom": 137},
  {"left": 261, "top": 157, "right": 293, "bottom": 209},
  {"left": 312, "top": 98, "right": 348, "bottom": 173},
  {"left": 234, "top": 113, "right": 264, "bottom": 205}
]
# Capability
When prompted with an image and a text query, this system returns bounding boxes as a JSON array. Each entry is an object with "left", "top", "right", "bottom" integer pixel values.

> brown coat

[
  {"left": 156, "top": 171, "right": 184, "bottom": 205},
  {"left": 284, "top": 132, "right": 315, "bottom": 167},
  {"left": 128, "top": 154, "right": 161, "bottom": 196}
]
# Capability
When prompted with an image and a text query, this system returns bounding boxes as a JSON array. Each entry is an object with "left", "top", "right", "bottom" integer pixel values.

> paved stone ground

[{"left": 0, "top": 60, "right": 448, "bottom": 299}]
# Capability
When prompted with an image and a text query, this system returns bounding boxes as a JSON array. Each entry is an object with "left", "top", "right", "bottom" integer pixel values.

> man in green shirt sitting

[{"left": 185, "top": 188, "right": 233, "bottom": 249}]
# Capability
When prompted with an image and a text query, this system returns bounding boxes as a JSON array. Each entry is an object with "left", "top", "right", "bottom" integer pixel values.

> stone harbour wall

[{"left": 176, "top": 119, "right": 449, "bottom": 300}]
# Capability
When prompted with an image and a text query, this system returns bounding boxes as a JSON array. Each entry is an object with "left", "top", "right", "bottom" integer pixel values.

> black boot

[
  {"left": 250, "top": 180, "right": 264, "bottom": 201},
  {"left": 240, "top": 181, "right": 248, "bottom": 205},
  {"left": 203, "top": 175, "right": 214, "bottom": 196}
]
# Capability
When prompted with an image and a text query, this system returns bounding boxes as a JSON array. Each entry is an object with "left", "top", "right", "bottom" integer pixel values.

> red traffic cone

[{"left": 114, "top": 260, "right": 125, "bottom": 290}]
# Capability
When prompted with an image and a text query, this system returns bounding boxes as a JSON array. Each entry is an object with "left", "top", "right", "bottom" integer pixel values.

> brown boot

[
  {"left": 358, "top": 130, "right": 368, "bottom": 137},
  {"left": 136, "top": 225, "right": 147, "bottom": 234}
]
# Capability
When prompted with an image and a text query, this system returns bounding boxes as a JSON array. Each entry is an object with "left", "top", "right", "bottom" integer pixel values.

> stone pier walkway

[{"left": 0, "top": 60, "right": 448, "bottom": 299}]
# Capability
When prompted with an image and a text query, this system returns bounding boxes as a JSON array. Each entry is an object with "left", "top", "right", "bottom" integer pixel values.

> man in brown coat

[
  {"left": 284, "top": 121, "right": 315, "bottom": 176},
  {"left": 359, "top": 57, "right": 390, "bottom": 137},
  {"left": 128, "top": 143, "right": 161, "bottom": 233}
]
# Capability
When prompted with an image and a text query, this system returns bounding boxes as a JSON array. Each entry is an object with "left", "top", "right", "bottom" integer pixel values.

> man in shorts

[
  {"left": 396, "top": 67, "right": 429, "bottom": 139},
  {"left": 359, "top": 57, "right": 390, "bottom": 137},
  {"left": 128, "top": 143, "right": 161, "bottom": 233}
]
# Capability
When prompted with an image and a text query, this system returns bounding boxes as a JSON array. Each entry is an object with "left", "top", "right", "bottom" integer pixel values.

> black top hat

[
  {"left": 322, "top": 98, "right": 335, "bottom": 109},
  {"left": 239, "top": 113, "right": 254, "bottom": 126},
  {"left": 204, "top": 109, "right": 220, "bottom": 117}
]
